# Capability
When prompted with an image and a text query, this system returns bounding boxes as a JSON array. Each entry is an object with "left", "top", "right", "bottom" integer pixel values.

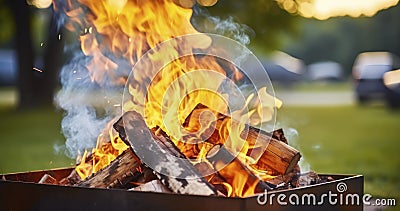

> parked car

[
  {"left": 352, "top": 52, "right": 400, "bottom": 104},
  {"left": 383, "top": 69, "right": 400, "bottom": 108},
  {"left": 307, "top": 61, "right": 343, "bottom": 82},
  {"left": 0, "top": 50, "right": 17, "bottom": 86},
  {"left": 262, "top": 51, "right": 305, "bottom": 85},
  {"left": 262, "top": 62, "right": 304, "bottom": 85}
]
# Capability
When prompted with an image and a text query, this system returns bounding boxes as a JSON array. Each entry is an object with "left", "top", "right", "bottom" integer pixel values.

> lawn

[
  {"left": 0, "top": 104, "right": 74, "bottom": 174},
  {"left": 274, "top": 81, "right": 353, "bottom": 92},
  {"left": 0, "top": 88, "right": 399, "bottom": 208},
  {"left": 277, "top": 105, "right": 400, "bottom": 203}
]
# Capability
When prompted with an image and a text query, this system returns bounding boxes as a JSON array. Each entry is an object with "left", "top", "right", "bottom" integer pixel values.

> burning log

[
  {"left": 113, "top": 111, "right": 217, "bottom": 196},
  {"left": 77, "top": 149, "right": 141, "bottom": 188},
  {"left": 206, "top": 144, "right": 272, "bottom": 197},
  {"left": 185, "top": 104, "right": 301, "bottom": 175}
]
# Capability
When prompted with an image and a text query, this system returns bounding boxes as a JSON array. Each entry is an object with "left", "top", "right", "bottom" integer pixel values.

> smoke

[
  {"left": 283, "top": 127, "right": 311, "bottom": 173},
  {"left": 274, "top": 125, "right": 312, "bottom": 173},
  {"left": 191, "top": 7, "right": 255, "bottom": 46},
  {"left": 53, "top": 1, "right": 256, "bottom": 159},
  {"left": 55, "top": 50, "right": 124, "bottom": 158}
]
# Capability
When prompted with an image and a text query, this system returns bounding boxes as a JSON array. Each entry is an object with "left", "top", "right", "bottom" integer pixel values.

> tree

[
  {"left": 194, "top": 0, "right": 301, "bottom": 52},
  {"left": 283, "top": 4, "right": 400, "bottom": 74},
  {"left": 5, "top": 1, "right": 63, "bottom": 109},
  {"left": 7, "top": 0, "right": 36, "bottom": 109}
]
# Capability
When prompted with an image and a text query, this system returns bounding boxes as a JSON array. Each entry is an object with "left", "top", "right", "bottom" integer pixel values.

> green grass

[
  {"left": 274, "top": 81, "right": 353, "bottom": 92},
  {"left": 0, "top": 104, "right": 74, "bottom": 174},
  {"left": 277, "top": 105, "right": 400, "bottom": 204},
  {"left": 0, "top": 88, "right": 399, "bottom": 209}
]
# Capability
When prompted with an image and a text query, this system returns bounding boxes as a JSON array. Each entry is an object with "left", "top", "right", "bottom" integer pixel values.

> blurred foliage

[
  {"left": 0, "top": 1, "right": 49, "bottom": 52},
  {"left": 193, "top": 0, "right": 303, "bottom": 53},
  {"left": 1, "top": 0, "right": 399, "bottom": 77},
  {"left": 283, "top": 4, "right": 400, "bottom": 74},
  {"left": 0, "top": 0, "right": 15, "bottom": 46}
]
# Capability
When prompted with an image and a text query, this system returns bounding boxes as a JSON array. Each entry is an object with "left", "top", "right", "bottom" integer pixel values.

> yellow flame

[{"left": 65, "top": 0, "right": 281, "bottom": 195}]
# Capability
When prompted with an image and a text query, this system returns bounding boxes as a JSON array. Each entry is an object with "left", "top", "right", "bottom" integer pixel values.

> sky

[{"left": 297, "top": 0, "right": 399, "bottom": 19}]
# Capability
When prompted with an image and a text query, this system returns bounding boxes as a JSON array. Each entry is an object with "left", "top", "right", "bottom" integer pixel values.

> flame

[
  {"left": 75, "top": 119, "right": 128, "bottom": 179},
  {"left": 61, "top": 0, "right": 281, "bottom": 196}
]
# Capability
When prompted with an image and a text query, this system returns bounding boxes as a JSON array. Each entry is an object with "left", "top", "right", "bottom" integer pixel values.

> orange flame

[{"left": 62, "top": 0, "right": 281, "bottom": 196}]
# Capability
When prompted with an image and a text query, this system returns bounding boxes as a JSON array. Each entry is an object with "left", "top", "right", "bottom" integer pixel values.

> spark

[{"left": 33, "top": 67, "right": 43, "bottom": 73}]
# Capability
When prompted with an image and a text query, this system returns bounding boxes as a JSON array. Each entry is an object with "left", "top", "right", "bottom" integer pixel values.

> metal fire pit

[{"left": 0, "top": 168, "right": 363, "bottom": 211}]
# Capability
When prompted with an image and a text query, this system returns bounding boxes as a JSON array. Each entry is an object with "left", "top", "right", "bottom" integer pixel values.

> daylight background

[{"left": 0, "top": 0, "right": 399, "bottom": 210}]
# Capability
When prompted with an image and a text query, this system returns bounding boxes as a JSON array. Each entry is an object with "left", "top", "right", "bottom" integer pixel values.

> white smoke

[
  {"left": 275, "top": 125, "right": 312, "bottom": 173},
  {"left": 53, "top": 1, "right": 256, "bottom": 159},
  {"left": 55, "top": 50, "right": 124, "bottom": 158},
  {"left": 191, "top": 7, "right": 255, "bottom": 46}
]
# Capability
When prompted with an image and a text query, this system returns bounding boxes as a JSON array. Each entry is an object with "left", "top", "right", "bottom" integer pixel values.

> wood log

[
  {"left": 297, "top": 172, "right": 334, "bottom": 187},
  {"left": 185, "top": 104, "right": 301, "bottom": 175},
  {"left": 113, "top": 111, "right": 217, "bottom": 196},
  {"left": 206, "top": 144, "right": 272, "bottom": 197},
  {"left": 38, "top": 174, "right": 58, "bottom": 185},
  {"left": 126, "top": 165, "right": 158, "bottom": 187},
  {"left": 130, "top": 180, "right": 171, "bottom": 193},
  {"left": 272, "top": 128, "right": 288, "bottom": 144},
  {"left": 58, "top": 169, "right": 81, "bottom": 186},
  {"left": 77, "top": 149, "right": 141, "bottom": 188}
]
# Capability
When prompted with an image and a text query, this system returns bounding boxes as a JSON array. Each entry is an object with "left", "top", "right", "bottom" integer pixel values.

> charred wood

[
  {"left": 114, "top": 111, "right": 217, "bottom": 196},
  {"left": 77, "top": 149, "right": 140, "bottom": 189}
]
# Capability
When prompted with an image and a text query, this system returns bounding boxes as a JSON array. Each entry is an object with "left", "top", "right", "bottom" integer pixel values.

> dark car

[
  {"left": 383, "top": 69, "right": 400, "bottom": 108},
  {"left": 353, "top": 52, "right": 400, "bottom": 104},
  {"left": 354, "top": 64, "right": 392, "bottom": 103},
  {"left": 0, "top": 50, "right": 17, "bottom": 86},
  {"left": 307, "top": 61, "right": 343, "bottom": 82},
  {"left": 262, "top": 62, "right": 304, "bottom": 85}
]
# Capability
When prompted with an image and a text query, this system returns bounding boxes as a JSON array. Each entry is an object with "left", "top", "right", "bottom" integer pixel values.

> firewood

[
  {"left": 126, "top": 164, "right": 158, "bottom": 187},
  {"left": 77, "top": 149, "right": 141, "bottom": 188},
  {"left": 206, "top": 144, "right": 272, "bottom": 197},
  {"left": 38, "top": 174, "right": 58, "bottom": 185},
  {"left": 297, "top": 172, "right": 335, "bottom": 187},
  {"left": 129, "top": 180, "right": 171, "bottom": 193},
  {"left": 272, "top": 128, "right": 288, "bottom": 144},
  {"left": 185, "top": 104, "right": 301, "bottom": 175},
  {"left": 58, "top": 169, "right": 81, "bottom": 186},
  {"left": 113, "top": 111, "right": 217, "bottom": 196}
]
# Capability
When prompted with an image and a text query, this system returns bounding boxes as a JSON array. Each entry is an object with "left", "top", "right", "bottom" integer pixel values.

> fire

[
  {"left": 75, "top": 119, "right": 128, "bottom": 179},
  {"left": 60, "top": 0, "right": 281, "bottom": 197}
]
